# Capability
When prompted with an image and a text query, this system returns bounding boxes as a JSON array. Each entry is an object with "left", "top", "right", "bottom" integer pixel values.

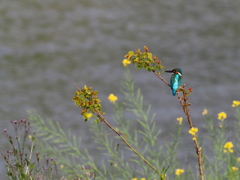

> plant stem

[
  {"left": 152, "top": 71, "right": 170, "bottom": 86},
  {"left": 95, "top": 110, "right": 165, "bottom": 179},
  {"left": 152, "top": 71, "right": 204, "bottom": 180},
  {"left": 177, "top": 86, "right": 204, "bottom": 180}
]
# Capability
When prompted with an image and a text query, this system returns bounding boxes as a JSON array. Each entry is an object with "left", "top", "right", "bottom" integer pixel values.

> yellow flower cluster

[
  {"left": 175, "top": 169, "right": 184, "bottom": 176},
  {"left": 83, "top": 112, "right": 93, "bottom": 119},
  {"left": 122, "top": 59, "right": 131, "bottom": 66},
  {"left": 232, "top": 100, "right": 240, "bottom": 107},
  {"left": 73, "top": 85, "right": 104, "bottom": 122},
  {"left": 189, "top": 127, "right": 198, "bottom": 135},
  {"left": 223, "top": 142, "right": 234, "bottom": 153},
  {"left": 176, "top": 117, "right": 183, "bottom": 125},
  {"left": 218, "top": 112, "right": 227, "bottom": 121},
  {"left": 232, "top": 166, "right": 238, "bottom": 171},
  {"left": 108, "top": 94, "right": 118, "bottom": 103},
  {"left": 189, "top": 127, "right": 198, "bottom": 140},
  {"left": 122, "top": 47, "right": 163, "bottom": 72}
]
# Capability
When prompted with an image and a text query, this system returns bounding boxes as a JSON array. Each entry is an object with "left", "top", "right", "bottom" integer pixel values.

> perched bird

[{"left": 165, "top": 68, "right": 183, "bottom": 96}]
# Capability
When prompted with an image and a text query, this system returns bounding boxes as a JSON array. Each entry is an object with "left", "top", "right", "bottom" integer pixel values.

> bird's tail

[{"left": 172, "top": 89, "right": 177, "bottom": 96}]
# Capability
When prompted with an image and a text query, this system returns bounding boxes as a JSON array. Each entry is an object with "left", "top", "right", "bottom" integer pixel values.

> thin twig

[
  {"left": 177, "top": 88, "right": 204, "bottom": 180},
  {"left": 152, "top": 70, "right": 170, "bottom": 87},
  {"left": 73, "top": 82, "right": 82, "bottom": 91},
  {"left": 94, "top": 110, "right": 164, "bottom": 179},
  {"left": 152, "top": 72, "right": 205, "bottom": 180}
]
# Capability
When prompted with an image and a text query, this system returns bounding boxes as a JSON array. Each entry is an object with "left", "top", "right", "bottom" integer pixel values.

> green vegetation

[{"left": 1, "top": 47, "right": 240, "bottom": 179}]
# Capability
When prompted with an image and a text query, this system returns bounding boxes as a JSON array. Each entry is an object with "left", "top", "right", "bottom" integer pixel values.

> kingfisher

[{"left": 165, "top": 68, "right": 183, "bottom": 96}]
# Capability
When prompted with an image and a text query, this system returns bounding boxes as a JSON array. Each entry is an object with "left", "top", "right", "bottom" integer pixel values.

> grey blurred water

[{"left": 0, "top": 0, "right": 240, "bottom": 177}]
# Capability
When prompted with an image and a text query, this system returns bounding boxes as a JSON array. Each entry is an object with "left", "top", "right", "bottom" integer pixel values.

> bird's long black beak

[{"left": 165, "top": 70, "right": 172, "bottom": 73}]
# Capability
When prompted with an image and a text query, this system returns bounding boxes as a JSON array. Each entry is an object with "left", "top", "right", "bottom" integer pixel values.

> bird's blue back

[
  {"left": 165, "top": 68, "right": 183, "bottom": 96},
  {"left": 170, "top": 74, "right": 182, "bottom": 96}
]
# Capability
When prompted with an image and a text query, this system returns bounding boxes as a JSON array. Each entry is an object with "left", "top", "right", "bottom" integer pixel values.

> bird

[{"left": 165, "top": 68, "right": 183, "bottom": 96}]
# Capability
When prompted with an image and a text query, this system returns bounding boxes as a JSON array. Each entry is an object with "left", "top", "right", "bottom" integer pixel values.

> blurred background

[{"left": 0, "top": 0, "right": 239, "bottom": 177}]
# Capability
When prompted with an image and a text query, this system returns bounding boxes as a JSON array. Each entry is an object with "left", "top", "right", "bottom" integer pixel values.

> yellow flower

[
  {"left": 60, "top": 165, "right": 64, "bottom": 168},
  {"left": 237, "top": 157, "right": 240, "bottom": 162},
  {"left": 218, "top": 112, "right": 227, "bottom": 121},
  {"left": 131, "top": 178, "right": 138, "bottom": 180},
  {"left": 232, "top": 166, "right": 238, "bottom": 171},
  {"left": 108, "top": 94, "right": 118, "bottom": 103},
  {"left": 84, "top": 113, "right": 93, "bottom": 119},
  {"left": 83, "top": 85, "right": 88, "bottom": 90},
  {"left": 28, "top": 135, "right": 32, "bottom": 139},
  {"left": 232, "top": 100, "right": 240, "bottom": 107},
  {"left": 189, "top": 127, "right": 198, "bottom": 136},
  {"left": 141, "top": 178, "right": 146, "bottom": 180},
  {"left": 122, "top": 59, "right": 131, "bottom": 66},
  {"left": 175, "top": 169, "right": 184, "bottom": 176},
  {"left": 176, "top": 117, "right": 183, "bottom": 125},
  {"left": 202, "top": 108, "right": 208, "bottom": 115},
  {"left": 223, "top": 142, "right": 234, "bottom": 153}
]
